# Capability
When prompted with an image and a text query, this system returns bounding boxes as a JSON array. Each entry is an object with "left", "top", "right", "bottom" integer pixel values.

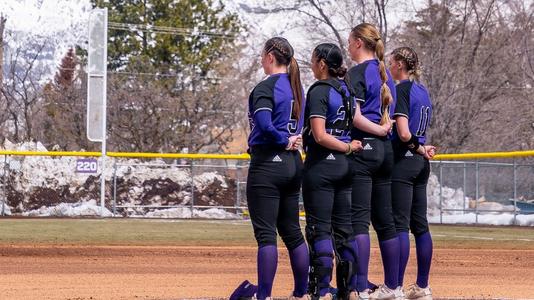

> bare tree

[
  {"left": 241, "top": 0, "right": 398, "bottom": 89},
  {"left": 0, "top": 15, "right": 8, "bottom": 143},
  {"left": 0, "top": 41, "right": 47, "bottom": 143},
  {"left": 392, "top": 0, "right": 534, "bottom": 152},
  {"left": 0, "top": 15, "right": 6, "bottom": 87},
  {"left": 106, "top": 49, "right": 248, "bottom": 153},
  {"left": 35, "top": 48, "right": 96, "bottom": 151}
]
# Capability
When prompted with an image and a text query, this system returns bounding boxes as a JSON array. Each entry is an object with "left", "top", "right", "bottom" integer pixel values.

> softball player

[
  {"left": 302, "top": 43, "right": 362, "bottom": 300},
  {"left": 346, "top": 23, "right": 402, "bottom": 300},
  {"left": 231, "top": 37, "right": 309, "bottom": 300},
  {"left": 389, "top": 47, "right": 435, "bottom": 300}
]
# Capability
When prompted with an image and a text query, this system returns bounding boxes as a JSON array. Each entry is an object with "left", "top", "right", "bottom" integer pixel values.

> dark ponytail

[
  {"left": 264, "top": 37, "right": 303, "bottom": 121},
  {"left": 288, "top": 57, "right": 303, "bottom": 121},
  {"left": 313, "top": 43, "right": 347, "bottom": 78}
]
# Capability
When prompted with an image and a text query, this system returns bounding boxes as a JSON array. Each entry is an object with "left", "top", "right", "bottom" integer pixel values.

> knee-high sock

[
  {"left": 340, "top": 239, "right": 359, "bottom": 291},
  {"left": 398, "top": 232, "right": 410, "bottom": 287},
  {"left": 379, "top": 236, "right": 400, "bottom": 289},
  {"left": 289, "top": 242, "right": 310, "bottom": 297},
  {"left": 350, "top": 234, "right": 370, "bottom": 292},
  {"left": 314, "top": 239, "right": 333, "bottom": 296},
  {"left": 257, "top": 245, "right": 278, "bottom": 300},
  {"left": 415, "top": 232, "right": 433, "bottom": 288}
]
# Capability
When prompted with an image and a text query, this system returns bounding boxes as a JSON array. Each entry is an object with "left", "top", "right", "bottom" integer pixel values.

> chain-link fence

[
  {"left": 430, "top": 157, "right": 533, "bottom": 225},
  {"left": 0, "top": 151, "right": 533, "bottom": 225}
]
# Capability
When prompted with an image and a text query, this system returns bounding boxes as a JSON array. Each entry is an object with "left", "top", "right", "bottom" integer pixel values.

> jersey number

[
  {"left": 327, "top": 106, "right": 349, "bottom": 137},
  {"left": 416, "top": 106, "right": 430, "bottom": 136},
  {"left": 287, "top": 100, "right": 299, "bottom": 134}
]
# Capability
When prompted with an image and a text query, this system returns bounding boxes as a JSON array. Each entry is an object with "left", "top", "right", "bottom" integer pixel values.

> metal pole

[
  {"left": 1, "top": 155, "right": 6, "bottom": 216},
  {"left": 190, "top": 160, "right": 194, "bottom": 218},
  {"left": 112, "top": 158, "right": 117, "bottom": 216},
  {"left": 463, "top": 162, "right": 467, "bottom": 212},
  {"left": 235, "top": 160, "right": 240, "bottom": 213},
  {"left": 99, "top": 7, "right": 108, "bottom": 217},
  {"left": 513, "top": 158, "right": 517, "bottom": 225},
  {"left": 475, "top": 161, "right": 479, "bottom": 224},
  {"left": 439, "top": 161, "right": 443, "bottom": 224}
]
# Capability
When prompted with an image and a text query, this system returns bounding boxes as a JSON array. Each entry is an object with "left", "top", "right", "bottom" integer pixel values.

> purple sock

[
  {"left": 415, "top": 232, "right": 433, "bottom": 288},
  {"left": 350, "top": 234, "right": 370, "bottom": 292},
  {"left": 379, "top": 236, "right": 400, "bottom": 289},
  {"left": 398, "top": 232, "right": 410, "bottom": 286},
  {"left": 257, "top": 245, "right": 278, "bottom": 300},
  {"left": 314, "top": 239, "right": 333, "bottom": 296},
  {"left": 289, "top": 242, "right": 310, "bottom": 297},
  {"left": 340, "top": 239, "right": 358, "bottom": 291}
]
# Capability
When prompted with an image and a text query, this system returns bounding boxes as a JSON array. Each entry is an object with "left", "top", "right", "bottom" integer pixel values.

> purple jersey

[
  {"left": 248, "top": 73, "right": 305, "bottom": 147},
  {"left": 392, "top": 80, "right": 433, "bottom": 145},
  {"left": 348, "top": 59, "right": 397, "bottom": 138},
  {"left": 304, "top": 79, "right": 355, "bottom": 150}
]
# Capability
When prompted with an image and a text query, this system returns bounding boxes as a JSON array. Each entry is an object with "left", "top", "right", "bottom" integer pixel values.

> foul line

[{"left": 433, "top": 234, "right": 534, "bottom": 242}]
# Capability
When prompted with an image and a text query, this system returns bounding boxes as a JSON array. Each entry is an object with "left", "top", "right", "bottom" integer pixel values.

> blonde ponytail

[
  {"left": 375, "top": 39, "right": 393, "bottom": 125},
  {"left": 351, "top": 23, "right": 393, "bottom": 125}
]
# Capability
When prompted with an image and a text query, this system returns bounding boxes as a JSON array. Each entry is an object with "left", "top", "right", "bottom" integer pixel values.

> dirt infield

[{"left": 1, "top": 244, "right": 533, "bottom": 299}]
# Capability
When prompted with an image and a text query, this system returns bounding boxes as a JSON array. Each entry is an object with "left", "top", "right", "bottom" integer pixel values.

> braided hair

[
  {"left": 264, "top": 37, "right": 303, "bottom": 121},
  {"left": 391, "top": 47, "right": 421, "bottom": 81},
  {"left": 350, "top": 23, "right": 393, "bottom": 126}
]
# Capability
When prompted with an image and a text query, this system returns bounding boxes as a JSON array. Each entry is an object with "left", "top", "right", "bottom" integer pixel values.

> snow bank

[
  {"left": 144, "top": 207, "right": 239, "bottom": 219},
  {"left": 0, "top": 204, "right": 12, "bottom": 216},
  {"left": 427, "top": 173, "right": 467, "bottom": 216},
  {"left": 426, "top": 173, "right": 534, "bottom": 226},
  {"left": 1, "top": 141, "right": 532, "bottom": 226},
  {"left": 22, "top": 199, "right": 112, "bottom": 217},
  {"left": 429, "top": 213, "right": 534, "bottom": 226}
]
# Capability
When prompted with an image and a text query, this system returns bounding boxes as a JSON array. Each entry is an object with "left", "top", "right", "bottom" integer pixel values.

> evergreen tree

[
  {"left": 91, "top": 0, "right": 242, "bottom": 74},
  {"left": 54, "top": 48, "right": 77, "bottom": 88}
]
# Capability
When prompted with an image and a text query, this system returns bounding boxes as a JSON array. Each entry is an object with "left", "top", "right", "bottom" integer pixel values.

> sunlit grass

[{"left": 0, "top": 218, "right": 532, "bottom": 249}]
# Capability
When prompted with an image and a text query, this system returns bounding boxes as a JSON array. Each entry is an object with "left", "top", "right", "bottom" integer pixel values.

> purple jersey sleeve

[
  {"left": 248, "top": 74, "right": 301, "bottom": 147},
  {"left": 254, "top": 110, "right": 288, "bottom": 146},
  {"left": 349, "top": 59, "right": 397, "bottom": 139},
  {"left": 392, "top": 80, "right": 432, "bottom": 145}
]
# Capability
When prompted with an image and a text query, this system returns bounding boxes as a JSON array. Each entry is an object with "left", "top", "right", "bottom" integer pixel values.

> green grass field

[{"left": 0, "top": 218, "right": 532, "bottom": 249}]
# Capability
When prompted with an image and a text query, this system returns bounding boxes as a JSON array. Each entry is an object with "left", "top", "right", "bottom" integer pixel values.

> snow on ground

[
  {"left": 4, "top": 140, "right": 94, "bottom": 188},
  {"left": 0, "top": 141, "right": 532, "bottom": 225},
  {"left": 429, "top": 213, "right": 534, "bottom": 226},
  {"left": 426, "top": 173, "right": 533, "bottom": 226},
  {"left": 0, "top": 141, "right": 236, "bottom": 219},
  {"left": 144, "top": 207, "right": 240, "bottom": 219},
  {"left": 22, "top": 199, "right": 112, "bottom": 217}
]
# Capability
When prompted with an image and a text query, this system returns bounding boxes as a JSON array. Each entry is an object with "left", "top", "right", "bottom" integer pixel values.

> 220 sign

[{"left": 76, "top": 158, "right": 98, "bottom": 173}]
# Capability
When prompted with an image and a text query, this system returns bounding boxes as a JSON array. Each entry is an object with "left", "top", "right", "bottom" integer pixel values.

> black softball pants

[
  {"left": 246, "top": 147, "right": 305, "bottom": 250},
  {"left": 348, "top": 138, "right": 397, "bottom": 241},
  {"left": 391, "top": 150, "right": 431, "bottom": 237},
  {"left": 302, "top": 150, "right": 353, "bottom": 246}
]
